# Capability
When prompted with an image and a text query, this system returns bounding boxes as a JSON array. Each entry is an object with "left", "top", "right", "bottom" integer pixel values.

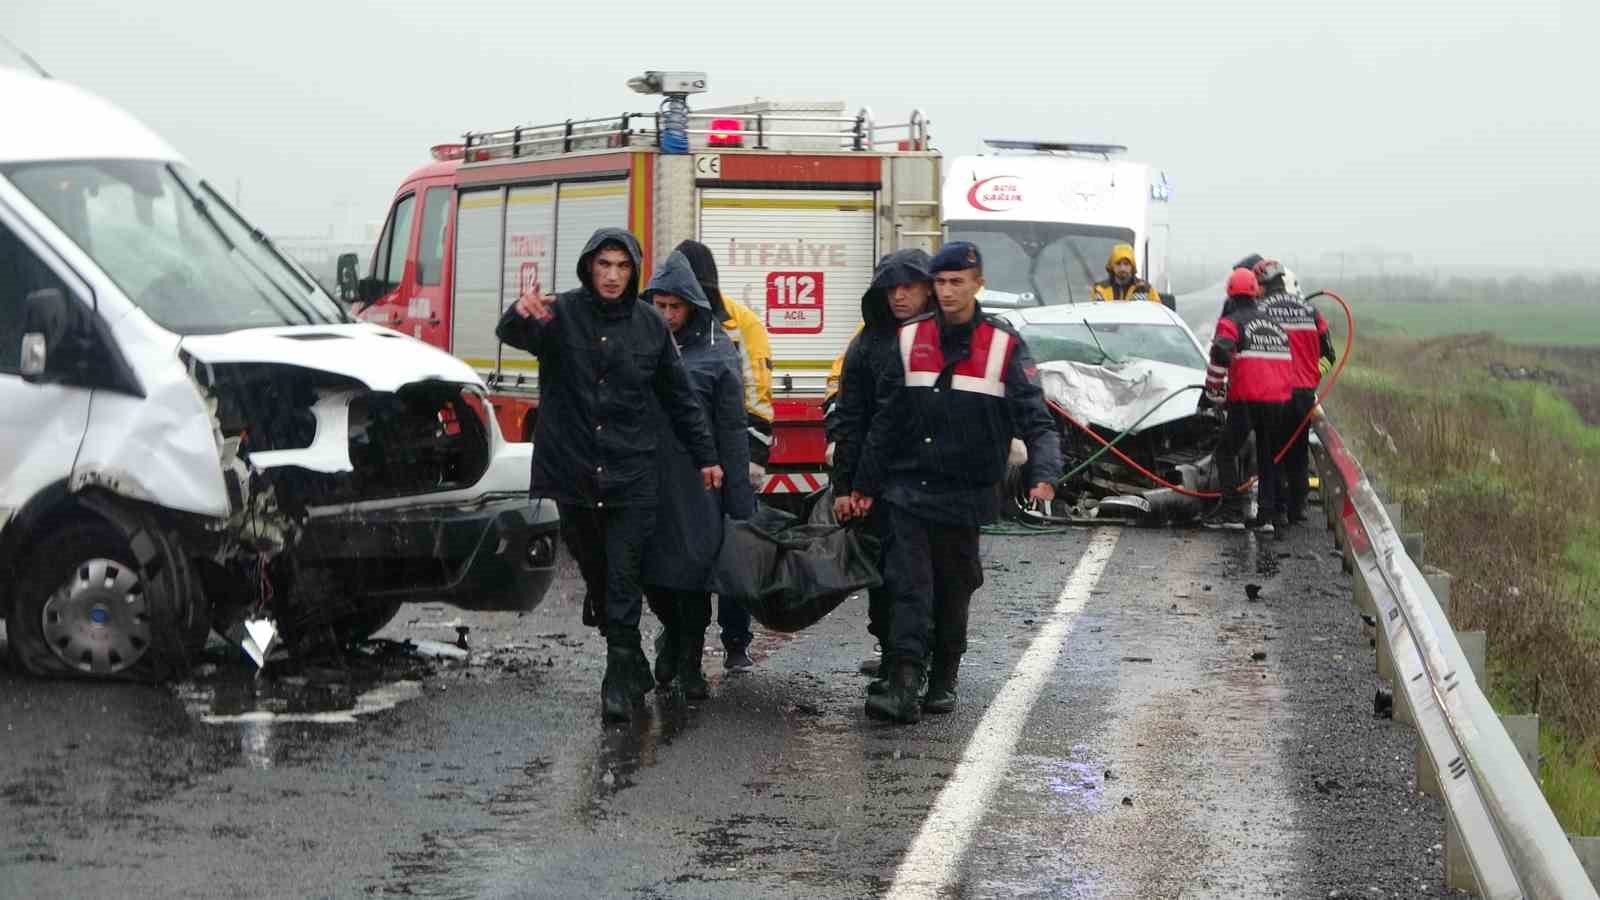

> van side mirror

[
  {"left": 336, "top": 253, "right": 361, "bottom": 303},
  {"left": 20, "top": 287, "right": 91, "bottom": 384}
]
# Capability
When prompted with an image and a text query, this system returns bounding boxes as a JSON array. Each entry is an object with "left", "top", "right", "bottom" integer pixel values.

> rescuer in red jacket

[
  {"left": 1202, "top": 267, "right": 1294, "bottom": 532},
  {"left": 1257, "top": 258, "right": 1336, "bottom": 525}
]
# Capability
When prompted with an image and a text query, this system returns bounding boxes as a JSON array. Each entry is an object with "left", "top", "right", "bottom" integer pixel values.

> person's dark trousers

[
  {"left": 558, "top": 503, "right": 657, "bottom": 635},
  {"left": 1214, "top": 405, "right": 1253, "bottom": 514},
  {"left": 1278, "top": 388, "right": 1317, "bottom": 517},
  {"left": 1246, "top": 402, "right": 1286, "bottom": 521},
  {"left": 883, "top": 502, "right": 984, "bottom": 666},
  {"left": 717, "top": 596, "right": 752, "bottom": 651},
  {"left": 862, "top": 505, "right": 891, "bottom": 646}
]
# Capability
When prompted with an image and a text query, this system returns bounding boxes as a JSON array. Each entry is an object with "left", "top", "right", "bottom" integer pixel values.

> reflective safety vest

[{"left": 899, "top": 315, "right": 1014, "bottom": 398}]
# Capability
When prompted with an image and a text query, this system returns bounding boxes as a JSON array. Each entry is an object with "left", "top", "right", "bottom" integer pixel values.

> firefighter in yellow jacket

[
  {"left": 1091, "top": 243, "right": 1162, "bottom": 303},
  {"left": 674, "top": 240, "right": 773, "bottom": 672}
]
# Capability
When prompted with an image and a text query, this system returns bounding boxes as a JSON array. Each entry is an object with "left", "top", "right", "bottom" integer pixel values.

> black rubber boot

[
  {"left": 678, "top": 630, "right": 710, "bottom": 701},
  {"left": 601, "top": 645, "right": 636, "bottom": 723},
  {"left": 865, "top": 658, "right": 924, "bottom": 725},
  {"left": 923, "top": 654, "right": 961, "bottom": 715},
  {"left": 609, "top": 626, "right": 653, "bottom": 704},
  {"left": 653, "top": 628, "right": 677, "bottom": 689}
]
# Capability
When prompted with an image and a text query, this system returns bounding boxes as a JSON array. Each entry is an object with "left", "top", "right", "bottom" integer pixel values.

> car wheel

[{"left": 10, "top": 518, "right": 204, "bottom": 682}]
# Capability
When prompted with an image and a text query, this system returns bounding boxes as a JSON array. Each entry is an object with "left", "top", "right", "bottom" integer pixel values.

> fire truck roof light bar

[{"left": 458, "top": 107, "right": 929, "bottom": 162}]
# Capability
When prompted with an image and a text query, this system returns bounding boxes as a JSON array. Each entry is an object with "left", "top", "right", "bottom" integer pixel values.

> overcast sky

[{"left": 6, "top": 0, "right": 1597, "bottom": 273}]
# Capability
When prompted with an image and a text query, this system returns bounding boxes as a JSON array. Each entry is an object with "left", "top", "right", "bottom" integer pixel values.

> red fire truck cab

[{"left": 347, "top": 98, "right": 941, "bottom": 498}]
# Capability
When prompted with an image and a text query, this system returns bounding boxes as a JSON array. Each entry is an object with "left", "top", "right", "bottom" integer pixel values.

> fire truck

[{"left": 347, "top": 83, "right": 940, "bottom": 498}]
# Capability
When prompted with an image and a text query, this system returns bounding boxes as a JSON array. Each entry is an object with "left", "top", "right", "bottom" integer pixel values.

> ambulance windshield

[
  {"left": 947, "top": 221, "right": 1134, "bottom": 308},
  {"left": 1, "top": 159, "right": 348, "bottom": 334}
]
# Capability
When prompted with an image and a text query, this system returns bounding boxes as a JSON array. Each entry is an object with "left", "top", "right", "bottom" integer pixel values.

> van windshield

[
  {"left": 0, "top": 159, "right": 348, "bottom": 334},
  {"left": 947, "top": 220, "right": 1135, "bottom": 308}
]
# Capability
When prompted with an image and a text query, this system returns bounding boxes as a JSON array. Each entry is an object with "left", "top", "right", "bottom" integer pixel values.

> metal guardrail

[{"left": 1311, "top": 413, "right": 1599, "bottom": 900}]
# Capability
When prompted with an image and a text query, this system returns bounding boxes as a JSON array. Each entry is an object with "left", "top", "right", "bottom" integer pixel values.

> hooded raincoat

[
  {"left": 674, "top": 240, "right": 775, "bottom": 469},
  {"left": 639, "top": 251, "right": 755, "bottom": 591},
  {"left": 825, "top": 249, "right": 933, "bottom": 496},
  {"left": 1091, "top": 243, "right": 1161, "bottom": 303},
  {"left": 495, "top": 228, "right": 717, "bottom": 508}
]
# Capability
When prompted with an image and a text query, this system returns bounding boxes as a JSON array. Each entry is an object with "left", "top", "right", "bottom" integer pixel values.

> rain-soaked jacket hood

[
  {"left": 1105, "top": 242, "right": 1138, "bottom": 280},
  {"left": 644, "top": 250, "right": 718, "bottom": 347},
  {"left": 576, "top": 227, "right": 643, "bottom": 302},
  {"left": 860, "top": 248, "right": 933, "bottom": 329},
  {"left": 672, "top": 239, "right": 731, "bottom": 322}
]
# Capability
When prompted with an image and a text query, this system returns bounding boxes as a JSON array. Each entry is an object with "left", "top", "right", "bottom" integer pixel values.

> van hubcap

[{"left": 41, "top": 559, "right": 151, "bottom": 674}]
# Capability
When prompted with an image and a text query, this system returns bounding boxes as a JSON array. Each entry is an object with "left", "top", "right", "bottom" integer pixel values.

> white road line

[{"left": 886, "top": 527, "right": 1122, "bottom": 900}]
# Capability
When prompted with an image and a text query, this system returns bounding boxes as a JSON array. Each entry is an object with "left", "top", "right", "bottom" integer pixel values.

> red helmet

[
  {"left": 1226, "top": 267, "right": 1262, "bottom": 299},
  {"left": 1252, "top": 258, "right": 1285, "bottom": 287}
]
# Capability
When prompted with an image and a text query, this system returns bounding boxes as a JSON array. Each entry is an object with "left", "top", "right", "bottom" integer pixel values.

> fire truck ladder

[{"left": 461, "top": 106, "right": 932, "bottom": 161}]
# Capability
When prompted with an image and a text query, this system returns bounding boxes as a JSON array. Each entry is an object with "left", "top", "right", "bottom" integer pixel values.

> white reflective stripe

[
  {"left": 1281, "top": 323, "right": 1319, "bottom": 331},
  {"left": 748, "top": 428, "right": 773, "bottom": 445},
  {"left": 950, "top": 374, "right": 1007, "bottom": 397},
  {"left": 905, "top": 372, "right": 940, "bottom": 388},
  {"left": 1237, "top": 349, "right": 1293, "bottom": 360},
  {"left": 1206, "top": 364, "right": 1228, "bottom": 376},
  {"left": 899, "top": 321, "right": 920, "bottom": 372},
  {"left": 982, "top": 328, "right": 1009, "bottom": 383}
]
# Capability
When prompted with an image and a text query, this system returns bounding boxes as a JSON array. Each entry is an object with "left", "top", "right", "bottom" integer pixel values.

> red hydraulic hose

[{"left": 1049, "top": 289, "right": 1355, "bottom": 499}]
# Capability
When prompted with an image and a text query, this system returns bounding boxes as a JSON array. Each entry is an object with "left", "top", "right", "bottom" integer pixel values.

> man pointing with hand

[{"left": 497, "top": 227, "right": 721, "bottom": 723}]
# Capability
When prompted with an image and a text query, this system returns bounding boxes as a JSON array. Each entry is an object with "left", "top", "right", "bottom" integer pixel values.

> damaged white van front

[{"left": 0, "top": 69, "right": 558, "bottom": 680}]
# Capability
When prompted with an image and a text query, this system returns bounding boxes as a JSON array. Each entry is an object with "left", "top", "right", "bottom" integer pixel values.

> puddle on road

[{"left": 174, "top": 641, "right": 452, "bottom": 768}]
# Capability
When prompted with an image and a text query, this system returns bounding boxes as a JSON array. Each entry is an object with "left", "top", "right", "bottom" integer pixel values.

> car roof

[
  {"left": 0, "top": 69, "right": 183, "bottom": 165},
  {"left": 1000, "top": 301, "right": 1184, "bottom": 328}
]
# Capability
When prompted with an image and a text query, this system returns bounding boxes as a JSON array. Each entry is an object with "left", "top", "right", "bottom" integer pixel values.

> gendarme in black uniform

[{"left": 854, "top": 242, "right": 1063, "bottom": 723}]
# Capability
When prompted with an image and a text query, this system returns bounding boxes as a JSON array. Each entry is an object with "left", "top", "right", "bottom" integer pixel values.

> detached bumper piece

[{"left": 297, "top": 497, "right": 559, "bottom": 612}]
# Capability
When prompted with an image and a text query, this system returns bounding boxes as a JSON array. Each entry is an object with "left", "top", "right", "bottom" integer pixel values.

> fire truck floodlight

[{"left": 627, "top": 71, "right": 708, "bottom": 96}]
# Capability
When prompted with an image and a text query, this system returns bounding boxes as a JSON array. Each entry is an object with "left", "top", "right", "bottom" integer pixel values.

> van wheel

[{"left": 9, "top": 519, "right": 203, "bottom": 682}]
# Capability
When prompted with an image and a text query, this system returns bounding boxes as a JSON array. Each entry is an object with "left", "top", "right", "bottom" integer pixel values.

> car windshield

[
  {"left": 0, "top": 159, "right": 348, "bottom": 334},
  {"left": 1019, "top": 320, "right": 1204, "bottom": 369},
  {"left": 948, "top": 220, "right": 1135, "bottom": 307}
]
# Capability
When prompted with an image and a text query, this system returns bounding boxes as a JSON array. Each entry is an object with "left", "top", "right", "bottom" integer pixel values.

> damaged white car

[
  {"left": 999, "top": 301, "right": 1225, "bottom": 524},
  {"left": 0, "top": 70, "right": 558, "bottom": 680}
]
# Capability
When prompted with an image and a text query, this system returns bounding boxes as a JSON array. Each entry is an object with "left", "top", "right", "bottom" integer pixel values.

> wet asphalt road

[{"left": 1, "top": 513, "right": 1462, "bottom": 899}]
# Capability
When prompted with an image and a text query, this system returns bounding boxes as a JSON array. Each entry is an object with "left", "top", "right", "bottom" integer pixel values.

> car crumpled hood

[
  {"left": 178, "top": 324, "right": 483, "bottom": 391},
  {"left": 1039, "top": 357, "right": 1207, "bottom": 434}
]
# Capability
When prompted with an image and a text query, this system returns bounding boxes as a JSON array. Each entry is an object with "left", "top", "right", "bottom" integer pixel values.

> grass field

[
  {"left": 1327, "top": 333, "right": 1600, "bottom": 834},
  {"left": 1350, "top": 301, "right": 1600, "bottom": 347}
]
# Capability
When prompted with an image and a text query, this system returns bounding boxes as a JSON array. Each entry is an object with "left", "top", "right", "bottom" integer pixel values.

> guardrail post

[
  {"left": 1424, "top": 567, "right": 1455, "bottom": 620},
  {"left": 1402, "top": 532, "right": 1426, "bottom": 563},
  {"left": 1384, "top": 501, "right": 1404, "bottom": 532},
  {"left": 1501, "top": 714, "right": 1540, "bottom": 778},
  {"left": 1458, "top": 631, "right": 1487, "bottom": 684},
  {"left": 1568, "top": 836, "right": 1600, "bottom": 889}
]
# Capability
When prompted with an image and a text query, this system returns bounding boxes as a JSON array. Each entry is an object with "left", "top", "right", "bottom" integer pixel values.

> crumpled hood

[
  {"left": 643, "top": 250, "right": 716, "bottom": 347},
  {"left": 1039, "top": 356, "right": 1206, "bottom": 433},
  {"left": 180, "top": 324, "right": 484, "bottom": 392}
]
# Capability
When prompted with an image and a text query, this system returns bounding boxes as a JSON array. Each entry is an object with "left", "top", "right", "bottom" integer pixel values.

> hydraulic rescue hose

[{"left": 1046, "top": 290, "right": 1356, "bottom": 501}]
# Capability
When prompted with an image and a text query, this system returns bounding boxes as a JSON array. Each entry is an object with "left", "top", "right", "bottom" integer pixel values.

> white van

[{"left": 0, "top": 69, "right": 558, "bottom": 681}]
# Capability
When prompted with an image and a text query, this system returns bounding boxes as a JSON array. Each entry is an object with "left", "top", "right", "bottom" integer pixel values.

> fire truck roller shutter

[
  {"left": 453, "top": 187, "right": 510, "bottom": 382},
  {"left": 698, "top": 190, "right": 876, "bottom": 383},
  {"left": 497, "top": 184, "right": 557, "bottom": 375},
  {"left": 552, "top": 180, "right": 630, "bottom": 294}
]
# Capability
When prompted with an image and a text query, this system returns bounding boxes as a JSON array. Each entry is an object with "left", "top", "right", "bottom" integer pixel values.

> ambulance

[
  {"left": 942, "top": 139, "right": 1173, "bottom": 309},
  {"left": 348, "top": 79, "right": 940, "bottom": 498}
]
